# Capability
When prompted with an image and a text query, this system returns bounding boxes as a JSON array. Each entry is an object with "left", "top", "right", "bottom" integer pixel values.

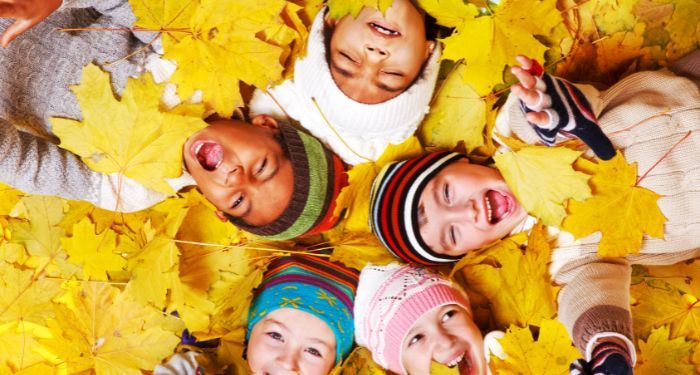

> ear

[
  {"left": 324, "top": 12, "right": 338, "bottom": 27},
  {"left": 250, "top": 114, "right": 279, "bottom": 131},
  {"left": 214, "top": 210, "right": 228, "bottom": 222},
  {"left": 424, "top": 40, "right": 436, "bottom": 60}
]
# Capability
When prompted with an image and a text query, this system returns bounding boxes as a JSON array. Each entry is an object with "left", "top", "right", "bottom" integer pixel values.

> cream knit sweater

[{"left": 496, "top": 54, "right": 700, "bottom": 358}]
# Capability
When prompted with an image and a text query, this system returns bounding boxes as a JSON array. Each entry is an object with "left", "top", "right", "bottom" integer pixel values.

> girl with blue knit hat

[{"left": 246, "top": 254, "right": 359, "bottom": 374}]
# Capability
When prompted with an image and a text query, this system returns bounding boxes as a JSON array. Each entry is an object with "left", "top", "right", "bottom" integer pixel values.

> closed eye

[
  {"left": 340, "top": 51, "right": 358, "bottom": 64},
  {"left": 443, "top": 183, "right": 451, "bottom": 204},
  {"left": 256, "top": 158, "right": 267, "bottom": 176},
  {"left": 449, "top": 225, "right": 456, "bottom": 246}
]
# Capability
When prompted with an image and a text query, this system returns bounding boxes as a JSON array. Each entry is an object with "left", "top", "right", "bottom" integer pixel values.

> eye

[
  {"left": 305, "top": 347, "right": 322, "bottom": 358},
  {"left": 443, "top": 183, "right": 451, "bottom": 204},
  {"left": 339, "top": 51, "right": 358, "bottom": 64},
  {"left": 256, "top": 158, "right": 267, "bottom": 176},
  {"left": 441, "top": 309, "right": 458, "bottom": 323},
  {"left": 231, "top": 194, "right": 244, "bottom": 209},
  {"left": 449, "top": 225, "right": 457, "bottom": 246},
  {"left": 266, "top": 331, "right": 283, "bottom": 342},
  {"left": 408, "top": 334, "right": 424, "bottom": 347},
  {"left": 383, "top": 71, "right": 403, "bottom": 77}
]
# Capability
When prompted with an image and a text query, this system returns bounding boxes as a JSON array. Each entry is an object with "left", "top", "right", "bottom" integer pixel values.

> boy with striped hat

[{"left": 369, "top": 53, "right": 700, "bottom": 374}]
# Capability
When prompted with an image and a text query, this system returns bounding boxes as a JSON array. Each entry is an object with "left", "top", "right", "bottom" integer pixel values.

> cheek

[
  {"left": 246, "top": 335, "right": 271, "bottom": 372},
  {"left": 402, "top": 348, "right": 431, "bottom": 375},
  {"left": 300, "top": 356, "right": 336, "bottom": 375}
]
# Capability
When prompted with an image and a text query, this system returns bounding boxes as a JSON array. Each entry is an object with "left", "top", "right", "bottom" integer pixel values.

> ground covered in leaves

[{"left": 0, "top": 0, "right": 699, "bottom": 373}]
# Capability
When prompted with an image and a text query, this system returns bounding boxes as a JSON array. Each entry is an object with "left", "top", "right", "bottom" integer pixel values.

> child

[
  {"left": 249, "top": 0, "right": 442, "bottom": 165},
  {"left": 354, "top": 263, "right": 490, "bottom": 375},
  {"left": 0, "top": 1, "right": 346, "bottom": 240},
  {"left": 369, "top": 52, "right": 700, "bottom": 373},
  {"left": 246, "top": 255, "right": 359, "bottom": 374}
]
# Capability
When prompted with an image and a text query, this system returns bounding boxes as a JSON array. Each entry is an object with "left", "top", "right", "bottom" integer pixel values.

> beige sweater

[{"left": 497, "top": 55, "right": 700, "bottom": 357}]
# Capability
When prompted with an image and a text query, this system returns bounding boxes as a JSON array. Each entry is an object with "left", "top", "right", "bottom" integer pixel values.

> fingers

[
  {"left": 511, "top": 65, "right": 537, "bottom": 89},
  {"left": 515, "top": 55, "right": 533, "bottom": 70},
  {"left": 511, "top": 83, "right": 540, "bottom": 107},
  {"left": 1, "top": 18, "right": 33, "bottom": 47},
  {"left": 526, "top": 111, "right": 549, "bottom": 126}
]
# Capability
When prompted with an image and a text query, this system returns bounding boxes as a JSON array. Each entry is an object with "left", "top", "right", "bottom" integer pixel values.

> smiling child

[
  {"left": 246, "top": 255, "right": 359, "bottom": 374},
  {"left": 249, "top": 0, "right": 442, "bottom": 165},
  {"left": 355, "top": 263, "right": 489, "bottom": 375},
  {"left": 369, "top": 52, "right": 700, "bottom": 374},
  {"left": 0, "top": 0, "right": 348, "bottom": 240}
]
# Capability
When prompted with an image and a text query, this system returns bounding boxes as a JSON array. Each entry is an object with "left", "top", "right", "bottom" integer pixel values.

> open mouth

[
  {"left": 368, "top": 21, "right": 401, "bottom": 36},
  {"left": 444, "top": 350, "right": 479, "bottom": 375},
  {"left": 193, "top": 141, "right": 223, "bottom": 171},
  {"left": 485, "top": 190, "right": 512, "bottom": 225}
]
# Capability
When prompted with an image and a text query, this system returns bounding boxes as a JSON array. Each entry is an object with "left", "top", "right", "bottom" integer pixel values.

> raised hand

[
  {"left": 510, "top": 55, "right": 616, "bottom": 160},
  {"left": 0, "top": 0, "right": 62, "bottom": 47}
]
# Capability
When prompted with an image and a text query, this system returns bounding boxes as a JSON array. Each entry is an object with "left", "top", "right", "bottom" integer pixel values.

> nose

[
  {"left": 276, "top": 350, "right": 300, "bottom": 373},
  {"left": 447, "top": 198, "right": 478, "bottom": 223},
  {"left": 364, "top": 44, "right": 389, "bottom": 60},
  {"left": 433, "top": 330, "right": 458, "bottom": 361},
  {"left": 221, "top": 162, "right": 246, "bottom": 187}
]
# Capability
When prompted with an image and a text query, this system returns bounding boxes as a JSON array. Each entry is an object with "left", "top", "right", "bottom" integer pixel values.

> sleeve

[
  {"left": 60, "top": 0, "right": 158, "bottom": 44},
  {"left": 553, "top": 255, "right": 637, "bottom": 365},
  {"left": 0, "top": 118, "right": 180, "bottom": 212},
  {"left": 154, "top": 351, "right": 203, "bottom": 375}
]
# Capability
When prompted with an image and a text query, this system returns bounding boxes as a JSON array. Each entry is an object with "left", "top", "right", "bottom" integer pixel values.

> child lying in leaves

[
  {"left": 249, "top": 0, "right": 442, "bottom": 165},
  {"left": 0, "top": 0, "right": 346, "bottom": 240},
  {"left": 156, "top": 254, "right": 359, "bottom": 375},
  {"left": 354, "top": 263, "right": 495, "bottom": 375},
  {"left": 368, "top": 52, "right": 700, "bottom": 374}
]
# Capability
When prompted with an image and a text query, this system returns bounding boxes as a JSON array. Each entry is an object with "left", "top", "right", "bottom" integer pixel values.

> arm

[
  {"left": 0, "top": 119, "right": 174, "bottom": 212},
  {"left": 555, "top": 256, "right": 636, "bottom": 375}
]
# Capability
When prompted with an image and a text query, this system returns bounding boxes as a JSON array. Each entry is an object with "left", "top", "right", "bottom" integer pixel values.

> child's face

[
  {"left": 418, "top": 159, "right": 527, "bottom": 256},
  {"left": 402, "top": 304, "right": 487, "bottom": 375},
  {"left": 183, "top": 116, "right": 294, "bottom": 226},
  {"left": 328, "top": 0, "right": 433, "bottom": 104},
  {"left": 247, "top": 308, "right": 337, "bottom": 375}
]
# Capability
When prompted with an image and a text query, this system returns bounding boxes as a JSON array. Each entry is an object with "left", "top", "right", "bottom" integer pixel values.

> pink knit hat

[{"left": 353, "top": 264, "right": 470, "bottom": 374}]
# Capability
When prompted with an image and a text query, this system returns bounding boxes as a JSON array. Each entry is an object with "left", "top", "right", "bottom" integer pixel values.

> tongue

[
  {"left": 197, "top": 142, "right": 223, "bottom": 171},
  {"left": 487, "top": 190, "right": 509, "bottom": 224}
]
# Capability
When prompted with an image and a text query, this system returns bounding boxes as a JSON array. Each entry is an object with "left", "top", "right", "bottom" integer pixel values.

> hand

[
  {"left": 508, "top": 54, "right": 616, "bottom": 160},
  {"left": 0, "top": 0, "right": 62, "bottom": 47},
  {"left": 510, "top": 55, "right": 549, "bottom": 127}
]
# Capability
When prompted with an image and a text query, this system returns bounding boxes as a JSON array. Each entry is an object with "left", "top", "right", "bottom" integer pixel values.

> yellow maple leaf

[
  {"left": 0, "top": 184, "right": 22, "bottom": 215},
  {"left": 438, "top": 0, "right": 562, "bottom": 95},
  {"left": 7, "top": 196, "right": 78, "bottom": 277},
  {"left": 328, "top": 232, "right": 395, "bottom": 271},
  {"left": 61, "top": 217, "right": 127, "bottom": 281},
  {"left": 327, "top": 0, "right": 393, "bottom": 19},
  {"left": 664, "top": 0, "right": 700, "bottom": 60},
  {"left": 52, "top": 64, "right": 206, "bottom": 194},
  {"left": 419, "top": 62, "right": 491, "bottom": 152},
  {"left": 335, "top": 347, "right": 385, "bottom": 374},
  {"left": 417, "top": 0, "right": 478, "bottom": 28},
  {"left": 132, "top": 0, "right": 288, "bottom": 116},
  {"left": 0, "top": 321, "right": 50, "bottom": 373},
  {"left": 636, "top": 325, "right": 695, "bottom": 374},
  {"left": 562, "top": 152, "right": 666, "bottom": 257},
  {"left": 40, "top": 282, "right": 179, "bottom": 374},
  {"left": 494, "top": 146, "right": 591, "bottom": 227},
  {"left": 646, "top": 259, "right": 700, "bottom": 297},
  {"left": 209, "top": 264, "right": 266, "bottom": 333},
  {"left": 457, "top": 224, "right": 557, "bottom": 328},
  {"left": 126, "top": 235, "right": 181, "bottom": 308},
  {"left": 334, "top": 136, "right": 423, "bottom": 233},
  {"left": 0, "top": 262, "right": 61, "bottom": 328},
  {"left": 489, "top": 319, "right": 580, "bottom": 375},
  {"left": 631, "top": 279, "right": 700, "bottom": 341}
]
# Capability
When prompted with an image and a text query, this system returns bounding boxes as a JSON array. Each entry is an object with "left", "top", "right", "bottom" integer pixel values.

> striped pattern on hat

[
  {"left": 246, "top": 255, "right": 359, "bottom": 364},
  {"left": 354, "top": 264, "right": 470, "bottom": 374},
  {"left": 369, "top": 151, "right": 465, "bottom": 265},
  {"left": 228, "top": 123, "right": 347, "bottom": 240}
]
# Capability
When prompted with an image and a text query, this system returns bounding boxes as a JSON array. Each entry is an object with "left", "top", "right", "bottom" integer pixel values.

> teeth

[
  {"left": 194, "top": 143, "right": 204, "bottom": 156},
  {"left": 370, "top": 22, "right": 399, "bottom": 35},
  {"left": 486, "top": 197, "right": 493, "bottom": 223},
  {"left": 446, "top": 353, "right": 465, "bottom": 368}
]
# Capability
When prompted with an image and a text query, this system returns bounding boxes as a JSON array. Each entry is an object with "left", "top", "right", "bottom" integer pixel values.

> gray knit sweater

[{"left": 0, "top": 0, "right": 172, "bottom": 210}]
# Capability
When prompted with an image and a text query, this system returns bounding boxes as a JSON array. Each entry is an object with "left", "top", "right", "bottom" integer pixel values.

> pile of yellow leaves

[{"left": 1, "top": 0, "right": 699, "bottom": 373}]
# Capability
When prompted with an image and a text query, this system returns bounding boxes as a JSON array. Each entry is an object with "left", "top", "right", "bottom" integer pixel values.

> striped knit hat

[
  {"left": 246, "top": 255, "right": 359, "bottom": 364},
  {"left": 228, "top": 123, "right": 347, "bottom": 240},
  {"left": 354, "top": 263, "right": 470, "bottom": 374},
  {"left": 369, "top": 151, "right": 465, "bottom": 265}
]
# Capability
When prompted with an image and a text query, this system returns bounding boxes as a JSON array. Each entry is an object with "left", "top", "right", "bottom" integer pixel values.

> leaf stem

[{"left": 636, "top": 131, "right": 691, "bottom": 185}]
